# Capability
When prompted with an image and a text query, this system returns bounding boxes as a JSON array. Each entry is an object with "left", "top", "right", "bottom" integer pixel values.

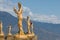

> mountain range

[{"left": 0, "top": 11, "right": 60, "bottom": 40}]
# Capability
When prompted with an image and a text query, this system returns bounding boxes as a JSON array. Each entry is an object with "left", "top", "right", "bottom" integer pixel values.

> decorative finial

[
  {"left": 27, "top": 16, "right": 31, "bottom": 34},
  {"left": 8, "top": 24, "right": 12, "bottom": 35},
  {"left": 0, "top": 21, "right": 4, "bottom": 35},
  {"left": 0, "top": 21, "right": 2, "bottom": 34},
  {"left": 30, "top": 22, "right": 34, "bottom": 34}
]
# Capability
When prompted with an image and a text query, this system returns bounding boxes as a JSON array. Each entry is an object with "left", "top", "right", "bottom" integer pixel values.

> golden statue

[
  {"left": 30, "top": 23, "right": 34, "bottom": 34},
  {"left": 27, "top": 16, "right": 31, "bottom": 34},
  {"left": 27, "top": 16, "right": 35, "bottom": 37},
  {"left": 13, "top": 3, "right": 24, "bottom": 35},
  {"left": 8, "top": 25, "right": 12, "bottom": 35},
  {"left": 0, "top": 21, "right": 4, "bottom": 40},
  {"left": 0, "top": 21, "right": 4, "bottom": 35}
]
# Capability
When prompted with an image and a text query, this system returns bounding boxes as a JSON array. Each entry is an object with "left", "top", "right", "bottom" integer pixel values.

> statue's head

[
  {"left": 0, "top": 20, "right": 2, "bottom": 24},
  {"left": 27, "top": 16, "right": 30, "bottom": 20},
  {"left": 18, "top": 2, "right": 21, "bottom": 9},
  {"left": 0, "top": 21, "right": 1, "bottom": 24},
  {"left": 27, "top": 16, "right": 29, "bottom": 20},
  {"left": 8, "top": 24, "right": 12, "bottom": 31}
]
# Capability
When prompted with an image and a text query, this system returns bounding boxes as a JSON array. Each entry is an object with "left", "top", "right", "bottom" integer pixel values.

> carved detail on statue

[{"left": 13, "top": 2, "right": 24, "bottom": 35}]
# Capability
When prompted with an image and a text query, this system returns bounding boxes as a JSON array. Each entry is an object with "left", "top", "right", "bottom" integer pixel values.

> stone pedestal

[
  {"left": 0, "top": 34, "right": 4, "bottom": 40},
  {"left": 6, "top": 34, "right": 12, "bottom": 40}
]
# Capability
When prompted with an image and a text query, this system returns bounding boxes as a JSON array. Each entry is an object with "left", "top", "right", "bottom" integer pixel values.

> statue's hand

[
  {"left": 13, "top": 7, "right": 16, "bottom": 12},
  {"left": 13, "top": 7, "right": 18, "bottom": 14}
]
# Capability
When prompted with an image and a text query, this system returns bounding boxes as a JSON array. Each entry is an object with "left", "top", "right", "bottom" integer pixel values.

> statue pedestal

[
  {"left": 13, "top": 33, "right": 37, "bottom": 40},
  {"left": 27, "top": 34, "right": 37, "bottom": 40},
  {"left": 0, "top": 34, "right": 4, "bottom": 40},
  {"left": 14, "top": 34, "right": 28, "bottom": 40},
  {"left": 6, "top": 34, "right": 12, "bottom": 40},
  {"left": 19, "top": 31, "right": 25, "bottom": 35}
]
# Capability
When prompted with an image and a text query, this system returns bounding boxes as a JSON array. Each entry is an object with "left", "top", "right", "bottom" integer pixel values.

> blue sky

[
  {"left": 0, "top": 0, "right": 60, "bottom": 24},
  {"left": 19, "top": 0, "right": 60, "bottom": 15}
]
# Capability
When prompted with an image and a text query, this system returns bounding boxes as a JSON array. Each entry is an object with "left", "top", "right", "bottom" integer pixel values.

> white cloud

[
  {"left": 23, "top": 6, "right": 33, "bottom": 18},
  {"left": 0, "top": 6, "right": 17, "bottom": 17},
  {"left": 0, "top": 0, "right": 17, "bottom": 17},
  {"left": 22, "top": 6, "right": 60, "bottom": 24},
  {"left": 0, "top": 0, "right": 60, "bottom": 24},
  {"left": 31, "top": 14, "right": 60, "bottom": 24}
]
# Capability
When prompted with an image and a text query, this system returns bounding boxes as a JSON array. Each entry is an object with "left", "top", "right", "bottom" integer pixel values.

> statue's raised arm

[
  {"left": 18, "top": 2, "right": 21, "bottom": 11},
  {"left": 13, "top": 2, "right": 23, "bottom": 15}
]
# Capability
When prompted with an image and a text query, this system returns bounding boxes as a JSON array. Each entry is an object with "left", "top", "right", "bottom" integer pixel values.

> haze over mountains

[{"left": 0, "top": 11, "right": 60, "bottom": 40}]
